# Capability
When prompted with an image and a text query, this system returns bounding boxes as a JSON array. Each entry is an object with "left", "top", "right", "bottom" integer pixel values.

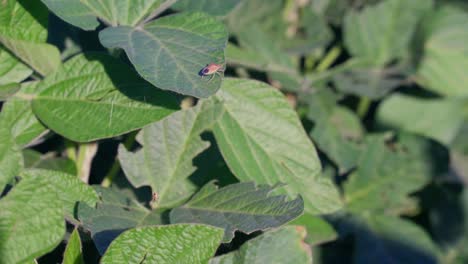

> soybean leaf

[
  {"left": 101, "top": 224, "right": 223, "bottom": 264},
  {"left": 99, "top": 12, "right": 228, "bottom": 98},
  {"left": 31, "top": 53, "right": 178, "bottom": 142},
  {"left": 344, "top": 133, "right": 447, "bottom": 214},
  {"left": 2, "top": 82, "right": 47, "bottom": 146},
  {"left": 376, "top": 94, "right": 467, "bottom": 145},
  {"left": 173, "top": 0, "right": 241, "bottom": 16},
  {"left": 23, "top": 149, "right": 77, "bottom": 175},
  {"left": 211, "top": 78, "right": 343, "bottom": 214},
  {"left": 210, "top": 226, "right": 312, "bottom": 264},
  {"left": 0, "top": 117, "right": 23, "bottom": 190},
  {"left": 308, "top": 89, "right": 364, "bottom": 173},
  {"left": 119, "top": 100, "right": 224, "bottom": 209},
  {"left": 0, "top": 0, "right": 60, "bottom": 76},
  {"left": 40, "top": 0, "right": 164, "bottom": 30},
  {"left": 77, "top": 186, "right": 163, "bottom": 255},
  {"left": 290, "top": 214, "right": 338, "bottom": 246},
  {"left": 344, "top": 0, "right": 433, "bottom": 66},
  {"left": 0, "top": 176, "right": 65, "bottom": 264},
  {"left": 171, "top": 182, "right": 304, "bottom": 242},
  {"left": 63, "top": 228, "right": 84, "bottom": 264},
  {"left": 20, "top": 169, "right": 99, "bottom": 218},
  {"left": 227, "top": 0, "right": 282, "bottom": 35},
  {"left": 417, "top": 6, "right": 468, "bottom": 97},
  {"left": 0, "top": 47, "right": 31, "bottom": 85},
  {"left": 0, "top": 82, "right": 20, "bottom": 101}
]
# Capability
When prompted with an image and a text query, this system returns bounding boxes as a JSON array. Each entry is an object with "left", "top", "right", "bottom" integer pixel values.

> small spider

[{"left": 199, "top": 63, "right": 224, "bottom": 81}]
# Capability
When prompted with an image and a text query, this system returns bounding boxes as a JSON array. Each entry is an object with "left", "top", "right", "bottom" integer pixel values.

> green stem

[
  {"left": 316, "top": 46, "right": 341, "bottom": 73},
  {"left": 101, "top": 132, "right": 137, "bottom": 187},
  {"left": 64, "top": 140, "right": 77, "bottom": 162},
  {"left": 357, "top": 96, "right": 371, "bottom": 119}
]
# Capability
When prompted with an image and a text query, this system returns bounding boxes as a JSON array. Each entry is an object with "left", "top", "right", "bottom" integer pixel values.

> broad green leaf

[
  {"left": 0, "top": 176, "right": 65, "bottom": 264},
  {"left": 1, "top": 82, "right": 47, "bottom": 146},
  {"left": 290, "top": 214, "right": 338, "bottom": 246},
  {"left": 173, "top": 0, "right": 241, "bottom": 16},
  {"left": 30, "top": 53, "right": 177, "bottom": 142},
  {"left": 23, "top": 149, "right": 77, "bottom": 175},
  {"left": 308, "top": 89, "right": 364, "bottom": 173},
  {"left": 0, "top": 117, "right": 23, "bottom": 190},
  {"left": 101, "top": 224, "right": 223, "bottom": 264},
  {"left": 119, "top": 100, "right": 224, "bottom": 208},
  {"left": 376, "top": 94, "right": 466, "bottom": 145},
  {"left": 171, "top": 182, "right": 304, "bottom": 242},
  {"left": 99, "top": 12, "right": 228, "bottom": 98},
  {"left": 20, "top": 169, "right": 98, "bottom": 218},
  {"left": 40, "top": 0, "right": 163, "bottom": 30},
  {"left": 344, "top": 134, "right": 444, "bottom": 214},
  {"left": 0, "top": 0, "right": 60, "bottom": 75},
  {"left": 340, "top": 214, "right": 439, "bottom": 263},
  {"left": 63, "top": 228, "right": 84, "bottom": 264},
  {"left": 344, "top": 0, "right": 433, "bottom": 65},
  {"left": 0, "top": 82, "right": 20, "bottom": 101},
  {"left": 211, "top": 78, "right": 342, "bottom": 214},
  {"left": 77, "top": 186, "right": 163, "bottom": 255},
  {"left": 417, "top": 6, "right": 468, "bottom": 97},
  {"left": 0, "top": 47, "right": 31, "bottom": 84},
  {"left": 227, "top": 0, "right": 282, "bottom": 34},
  {"left": 210, "top": 226, "right": 312, "bottom": 264}
]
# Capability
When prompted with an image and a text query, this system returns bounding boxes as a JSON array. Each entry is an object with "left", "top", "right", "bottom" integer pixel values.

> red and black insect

[{"left": 199, "top": 63, "right": 224, "bottom": 81}]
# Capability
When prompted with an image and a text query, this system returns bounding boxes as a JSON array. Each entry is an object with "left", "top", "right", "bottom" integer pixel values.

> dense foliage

[{"left": 0, "top": 0, "right": 467, "bottom": 263}]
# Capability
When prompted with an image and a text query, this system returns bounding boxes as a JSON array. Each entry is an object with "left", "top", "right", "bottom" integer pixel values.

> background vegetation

[{"left": 0, "top": 0, "right": 468, "bottom": 263}]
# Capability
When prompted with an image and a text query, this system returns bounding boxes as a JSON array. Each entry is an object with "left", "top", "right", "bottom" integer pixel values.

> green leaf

[
  {"left": 173, "top": 0, "right": 241, "bottom": 16},
  {"left": 289, "top": 214, "right": 338, "bottom": 246},
  {"left": 119, "top": 100, "right": 224, "bottom": 208},
  {"left": 171, "top": 182, "right": 304, "bottom": 242},
  {"left": 23, "top": 149, "right": 77, "bottom": 175},
  {"left": 344, "top": 0, "right": 433, "bottom": 65},
  {"left": 101, "top": 224, "right": 223, "bottom": 264},
  {"left": 63, "top": 228, "right": 84, "bottom": 264},
  {"left": 210, "top": 226, "right": 312, "bottom": 264},
  {"left": 1, "top": 82, "right": 47, "bottom": 146},
  {"left": 40, "top": 0, "right": 163, "bottom": 30},
  {"left": 0, "top": 121, "right": 23, "bottom": 190},
  {"left": 344, "top": 134, "right": 442, "bottom": 214},
  {"left": 376, "top": 94, "right": 466, "bottom": 145},
  {"left": 308, "top": 89, "right": 364, "bottom": 173},
  {"left": 0, "top": 82, "right": 20, "bottom": 101},
  {"left": 0, "top": 47, "right": 31, "bottom": 85},
  {"left": 99, "top": 12, "right": 228, "bottom": 98},
  {"left": 20, "top": 169, "right": 98, "bottom": 218},
  {"left": 212, "top": 78, "right": 342, "bottom": 214},
  {"left": 77, "top": 186, "right": 163, "bottom": 255},
  {"left": 417, "top": 6, "right": 468, "bottom": 97},
  {"left": 0, "top": 0, "right": 60, "bottom": 75},
  {"left": 30, "top": 53, "right": 177, "bottom": 142},
  {"left": 0, "top": 175, "right": 65, "bottom": 264}
]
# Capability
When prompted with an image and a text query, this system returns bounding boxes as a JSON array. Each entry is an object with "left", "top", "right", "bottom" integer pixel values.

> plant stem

[
  {"left": 101, "top": 132, "right": 137, "bottom": 187},
  {"left": 316, "top": 46, "right": 341, "bottom": 73},
  {"left": 76, "top": 142, "right": 98, "bottom": 183},
  {"left": 357, "top": 96, "right": 371, "bottom": 119},
  {"left": 64, "top": 140, "right": 77, "bottom": 162}
]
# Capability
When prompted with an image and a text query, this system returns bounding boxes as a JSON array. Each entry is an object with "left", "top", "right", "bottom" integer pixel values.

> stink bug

[{"left": 199, "top": 63, "right": 224, "bottom": 81}]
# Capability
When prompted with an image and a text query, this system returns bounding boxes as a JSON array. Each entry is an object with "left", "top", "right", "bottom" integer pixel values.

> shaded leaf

[
  {"left": 290, "top": 214, "right": 338, "bottom": 246},
  {"left": 0, "top": 116, "right": 23, "bottom": 190},
  {"left": 119, "top": 100, "right": 224, "bottom": 208},
  {"left": 211, "top": 78, "right": 342, "bottom": 214},
  {"left": 344, "top": 0, "right": 433, "bottom": 65},
  {"left": 376, "top": 94, "right": 467, "bottom": 145},
  {"left": 101, "top": 224, "right": 223, "bottom": 264},
  {"left": 77, "top": 186, "right": 163, "bottom": 255},
  {"left": 417, "top": 6, "right": 468, "bottom": 97},
  {"left": 210, "top": 226, "right": 312, "bottom": 264},
  {"left": 40, "top": 0, "right": 163, "bottom": 30},
  {"left": 171, "top": 182, "right": 304, "bottom": 242},
  {"left": 0, "top": 82, "right": 20, "bottom": 101},
  {"left": 0, "top": 0, "right": 60, "bottom": 75},
  {"left": 23, "top": 149, "right": 77, "bottom": 175},
  {"left": 0, "top": 175, "right": 65, "bottom": 264},
  {"left": 173, "top": 0, "right": 241, "bottom": 16},
  {"left": 99, "top": 12, "right": 228, "bottom": 98},
  {"left": 20, "top": 169, "right": 98, "bottom": 218},
  {"left": 63, "top": 228, "right": 84, "bottom": 264},
  {"left": 31, "top": 53, "right": 177, "bottom": 142}
]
